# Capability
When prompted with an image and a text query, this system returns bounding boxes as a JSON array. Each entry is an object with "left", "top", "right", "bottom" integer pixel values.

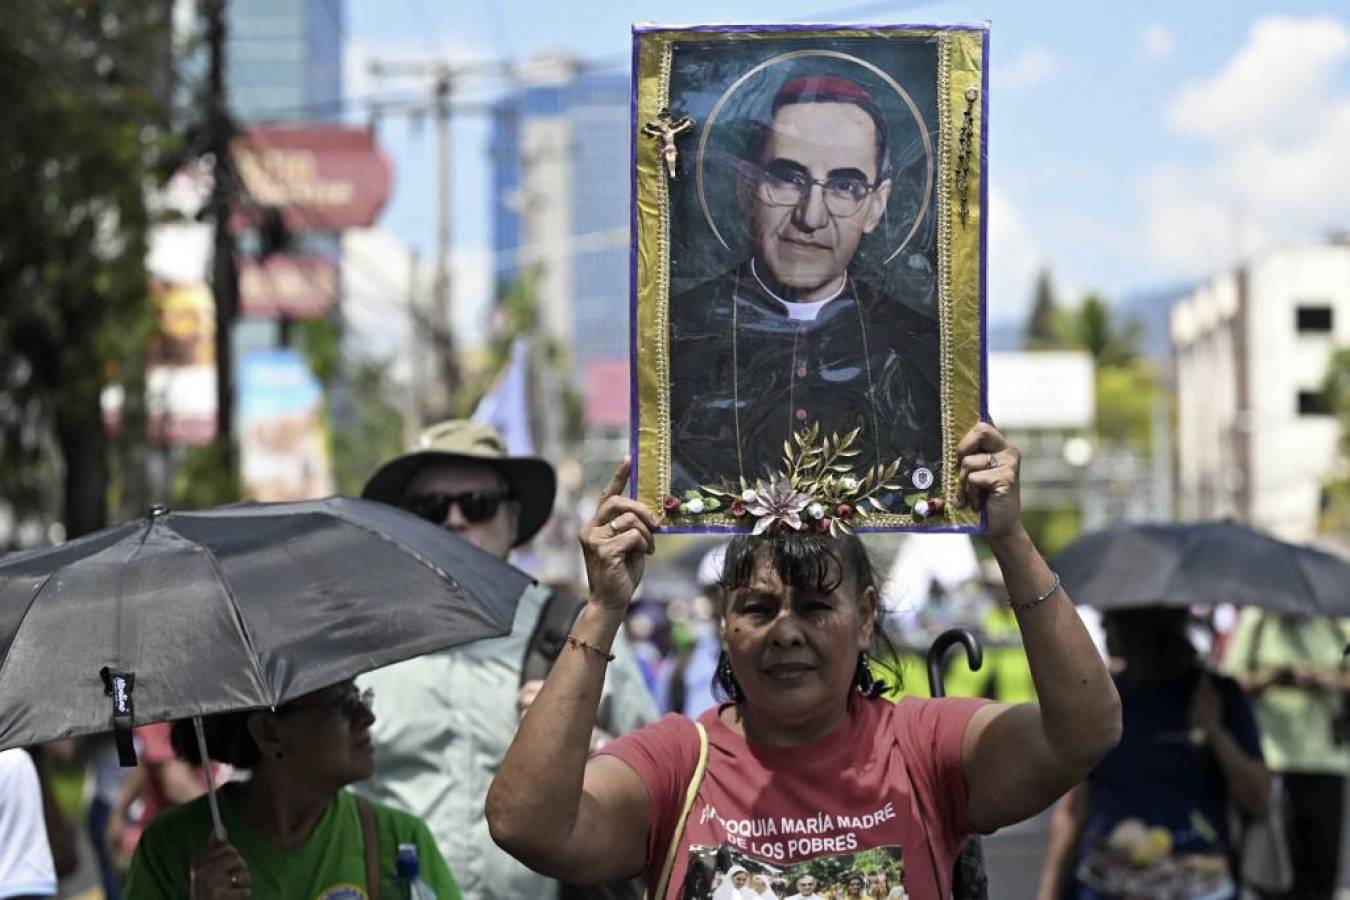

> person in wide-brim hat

[{"left": 362, "top": 419, "right": 556, "bottom": 546}]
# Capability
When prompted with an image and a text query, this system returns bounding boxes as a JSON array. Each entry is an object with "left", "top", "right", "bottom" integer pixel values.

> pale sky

[{"left": 340, "top": 0, "right": 1350, "bottom": 345}]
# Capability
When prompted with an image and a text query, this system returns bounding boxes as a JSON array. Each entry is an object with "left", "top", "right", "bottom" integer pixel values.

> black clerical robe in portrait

[{"left": 668, "top": 261, "right": 942, "bottom": 504}]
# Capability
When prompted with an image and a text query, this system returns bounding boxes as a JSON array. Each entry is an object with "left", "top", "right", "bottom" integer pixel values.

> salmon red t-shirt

[{"left": 598, "top": 693, "right": 988, "bottom": 900}]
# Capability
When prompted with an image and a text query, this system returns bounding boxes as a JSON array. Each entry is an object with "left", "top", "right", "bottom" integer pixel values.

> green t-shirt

[
  {"left": 124, "top": 787, "right": 461, "bottom": 900},
  {"left": 1220, "top": 608, "right": 1349, "bottom": 774}
]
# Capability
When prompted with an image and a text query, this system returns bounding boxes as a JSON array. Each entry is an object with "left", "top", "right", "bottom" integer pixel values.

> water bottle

[{"left": 395, "top": 843, "right": 437, "bottom": 900}]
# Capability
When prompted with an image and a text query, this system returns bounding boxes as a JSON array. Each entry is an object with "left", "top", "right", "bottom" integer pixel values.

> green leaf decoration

[{"left": 690, "top": 424, "right": 919, "bottom": 530}]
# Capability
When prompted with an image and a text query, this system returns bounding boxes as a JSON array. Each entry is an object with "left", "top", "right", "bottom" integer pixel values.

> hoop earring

[
  {"left": 855, "top": 651, "right": 882, "bottom": 699},
  {"left": 715, "top": 651, "right": 744, "bottom": 702}
]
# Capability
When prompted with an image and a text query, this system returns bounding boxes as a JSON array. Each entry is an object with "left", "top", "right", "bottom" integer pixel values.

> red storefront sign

[
  {"left": 232, "top": 127, "right": 392, "bottom": 232},
  {"left": 239, "top": 254, "right": 338, "bottom": 319}
]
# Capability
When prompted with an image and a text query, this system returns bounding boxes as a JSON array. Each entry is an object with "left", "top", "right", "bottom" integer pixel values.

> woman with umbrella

[
  {"left": 485, "top": 423, "right": 1123, "bottom": 898},
  {"left": 122, "top": 680, "right": 459, "bottom": 898},
  {"left": 1035, "top": 608, "right": 1270, "bottom": 900}
]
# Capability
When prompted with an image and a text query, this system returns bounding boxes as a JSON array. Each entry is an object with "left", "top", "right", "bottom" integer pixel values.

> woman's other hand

[
  {"left": 955, "top": 421, "right": 1023, "bottom": 540},
  {"left": 580, "top": 459, "right": 657, "bottom": 611},
  {"left": 190, "top": 837, "right": 251, "bottom": 899},
  {"left": 1188, "top": 671, "right": 1224, "bottom": 739},
  {"left": 515, "top": 679, "right": 545, "bottom": 718}
]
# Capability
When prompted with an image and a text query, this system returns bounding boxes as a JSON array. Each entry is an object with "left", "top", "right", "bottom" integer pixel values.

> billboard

[
  {"left": 239, "top": 349, "right": 333, "bottom": 501},
  {"left": 238, "top": 253, "right": 338, "bottom": 318},
  {"left": 146, "top": 281, "right": 217, "bottom": 446},
  {"left": 232, "top": 126, "right": 393, "bottom": 232}
]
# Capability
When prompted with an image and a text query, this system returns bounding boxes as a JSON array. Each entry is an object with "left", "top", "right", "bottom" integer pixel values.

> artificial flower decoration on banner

[{"left": 664, "top": 424, "right": 948, "bottom": 533}]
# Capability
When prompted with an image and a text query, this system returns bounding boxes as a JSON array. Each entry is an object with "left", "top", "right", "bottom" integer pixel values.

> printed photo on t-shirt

[{"left": 678, "top": 843, "right": 909, "bottom": 900}]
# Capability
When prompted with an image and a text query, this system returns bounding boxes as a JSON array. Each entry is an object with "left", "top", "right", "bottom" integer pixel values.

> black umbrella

[
  {"left": 1051, "top": 520, "right": 1350, "bottom": 615},
  {"left": 0, "top": 496, "right": 534, "bottom": 758}
]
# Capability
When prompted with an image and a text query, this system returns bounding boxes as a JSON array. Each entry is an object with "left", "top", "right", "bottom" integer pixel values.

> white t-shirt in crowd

[{"left": 0, "top": 749, "right": 56, "bottom": 898}]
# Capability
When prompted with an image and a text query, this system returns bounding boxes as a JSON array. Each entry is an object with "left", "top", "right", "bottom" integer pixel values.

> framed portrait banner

[{"left": 631, "top": 23, "right": 988, "bottom": 533}]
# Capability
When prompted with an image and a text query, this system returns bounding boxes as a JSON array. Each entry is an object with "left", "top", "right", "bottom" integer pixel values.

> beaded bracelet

[
  {"left": 1006, "top": 571, "right": 1062, "bottom": 612},
  {"left": 565, "top": 634, "right": 616, "bottom": 662}
]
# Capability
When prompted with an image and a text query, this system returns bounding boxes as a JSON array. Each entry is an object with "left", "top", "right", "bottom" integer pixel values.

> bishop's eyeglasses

[{"left": 756, "top": 161, "right": 879, "bottom": 218}]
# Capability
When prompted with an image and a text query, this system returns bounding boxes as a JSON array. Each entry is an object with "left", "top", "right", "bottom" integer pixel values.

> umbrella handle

[
  {"left": 192, "top": 716, "right": 228, "bottom": 843},
  {"left": 926, "top": 628, "right": 983, "bottom": 698}
]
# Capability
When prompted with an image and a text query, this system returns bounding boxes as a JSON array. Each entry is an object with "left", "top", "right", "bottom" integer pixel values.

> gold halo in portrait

[{"left": 694, "top": 48, "right": 934, "bottom": 265}]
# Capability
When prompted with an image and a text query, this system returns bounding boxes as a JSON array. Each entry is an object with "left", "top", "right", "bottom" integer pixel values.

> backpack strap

[
  {"left": 356, "top": 794, "right": 380, "bottom": 900},
  {"left": 522, "top": 588, "right": 586, "bottom": 686},
  {"left": 1246, "top": 612, "right": 1269, "bottom": 672},
  {"left": 648, "top": 722, "right": 709, "bottom": 900}
]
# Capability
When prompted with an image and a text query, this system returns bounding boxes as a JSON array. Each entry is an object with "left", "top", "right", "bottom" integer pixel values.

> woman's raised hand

[
  {"left": 955, "top": 421, "right": 1024, "bottom": 541},
  {"left": 580, "top": 459, "right": 657, "bottom": 611}
]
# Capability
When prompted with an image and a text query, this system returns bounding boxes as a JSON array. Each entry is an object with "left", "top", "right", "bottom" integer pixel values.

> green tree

[
  {"left": 1064, "top": 293, "right": 1144, "bottom": 368},
  {"left": 1323, "top": 346, "right": 1350, "bottom": 455},
  {"left": 1096, "top": 360, "right": 1162, "bottom": 454},
  {"left": 461, "top": 270, "right": 584, "bottom": 445},
  {"left": 0, "top": 1, "right": 170, "bottom": 540},
  {"left": 1318, "top": 345, "right": 1350, "bottom": 533},
  {"left": 329, "top": 360, "right": 406, "bottom": 496},
  {"left": 1022, "top": 267, "right": 1062, "bottom": 349},
  {"left": 290, "top": 313, "right": 405, "bottom": 497}
]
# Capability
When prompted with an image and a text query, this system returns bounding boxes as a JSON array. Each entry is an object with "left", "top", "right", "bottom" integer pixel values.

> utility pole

[
  {"left": 431, "top": 67, "right": 456, "bottom": 419},
  {"left": 367, "top": 57, "right": 519, "bottom": 423},
  {"left": 406, "top": 247, "right": 425, "bottom": 444},
  {"left": 204, "top": 0, "right": 238, "bottom": 475}
]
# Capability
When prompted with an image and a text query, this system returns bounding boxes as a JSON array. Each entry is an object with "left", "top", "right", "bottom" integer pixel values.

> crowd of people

[{"left": 0, "top": 417, "right": 1345, "bottom": 899}]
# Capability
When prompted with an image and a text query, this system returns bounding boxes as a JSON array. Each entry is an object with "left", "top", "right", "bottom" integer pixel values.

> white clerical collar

[{"left": 750, "top": 258, "right": 846, "bottom": 322}]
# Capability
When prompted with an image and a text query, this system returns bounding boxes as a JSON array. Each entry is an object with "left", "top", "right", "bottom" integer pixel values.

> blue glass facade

[
  {"left": 228, "top": 0, "right": 343, "bottom": 124},
  {"left": 491, "top": 69, "right": 630, "bottom": 378}
]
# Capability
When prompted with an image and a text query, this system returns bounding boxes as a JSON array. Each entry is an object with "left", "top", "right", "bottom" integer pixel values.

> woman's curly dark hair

[
  {"left": 712, "top": 532, "right": 901, "bottom": 701},
  {"left": 169, "top": 710, "right": 262, "bottom": 770}
]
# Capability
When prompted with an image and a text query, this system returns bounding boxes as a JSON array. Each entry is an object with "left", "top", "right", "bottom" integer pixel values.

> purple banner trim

[
  {"left": 628, "top": 27, "right": 642, "bottom": 501},
  {"left": 632, "top": 22, "right": 989, "bottom": 36},
  {"left": 979, "top": 27, "right": 991, "bottom": 424},
  {"left": 978, "top": 27, "right": 991, "bottom": 535}
]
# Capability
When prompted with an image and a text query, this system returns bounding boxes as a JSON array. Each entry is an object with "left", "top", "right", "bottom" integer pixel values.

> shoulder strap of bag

[
  {"left": 1246, "top": 611, "right": 1269, "bottom": 672},
  {"left": 522, "top": 588, "right": 586, "bottom": 686},
  {"left": 647, "top": 722, "right": 709, "bottom": 900},
  {"left": 356, "top": 794, "right": 381, "bottom": 900}
]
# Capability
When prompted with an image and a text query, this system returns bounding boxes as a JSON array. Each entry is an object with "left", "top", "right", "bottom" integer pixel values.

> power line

[{"left": 404, "top": 0, "right": 446, "bottom": 56}]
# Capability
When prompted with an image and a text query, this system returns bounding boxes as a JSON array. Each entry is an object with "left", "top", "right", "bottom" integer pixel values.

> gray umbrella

[
  {"left": 1051, "top": 520, "right": 1349, "bottom": 615},
  {"left": 0, "top": 496, "right": 536, "bottom": 757}
]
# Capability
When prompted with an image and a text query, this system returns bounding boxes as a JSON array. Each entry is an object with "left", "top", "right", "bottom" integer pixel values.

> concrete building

[
  {"left": 488, "top": 57, "right": 629, "bottom": 477},
  {"left": 1171, "top": 241, "right": 1349, "bottom": 540},
  {"left": 489, "top": 58, "right": 629, "bottom": 382}
]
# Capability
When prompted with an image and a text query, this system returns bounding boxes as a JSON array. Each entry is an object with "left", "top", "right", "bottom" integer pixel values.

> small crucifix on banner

[{"left": 643, "top": 107, "right": 695, "bottom": 179}]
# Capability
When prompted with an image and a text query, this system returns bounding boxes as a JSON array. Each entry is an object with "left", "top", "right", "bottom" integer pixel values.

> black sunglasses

[
  {"left": 282, "top": 687, "right": 374, "bottom": 720},
  {"left": 402, "top": 490, "right": 513, "bottom": 525}
]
